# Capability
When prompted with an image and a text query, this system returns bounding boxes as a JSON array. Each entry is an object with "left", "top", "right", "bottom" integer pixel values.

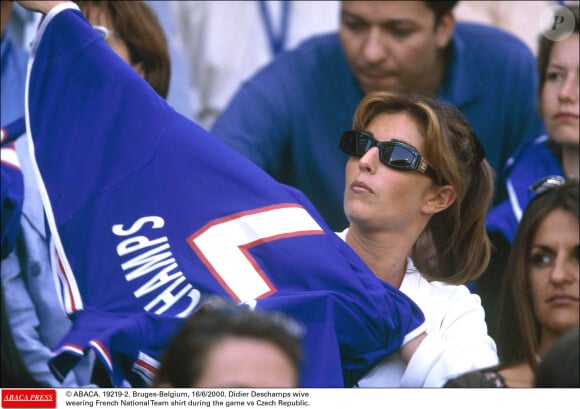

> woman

[
  {"left": 446, "top": 178, "right": 579, "bottom": 387},
  {"left": 338, "top": 91, "right": 498, "bottom": 387},
  {"left": 479, "top": 3, "right": 578, "bottom": 339},
  {"left": 76, "top": 0, "right": 170, "bottom": 98}
]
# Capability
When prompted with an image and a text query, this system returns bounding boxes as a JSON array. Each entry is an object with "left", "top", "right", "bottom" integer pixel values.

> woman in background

[
  {"left": 479, "top": 4, "right": 579, "bottom": 335},
  {"left": 446, "top": 178, "right": 579, "bottom": 387},
  {"left": 77, "top": 0, "right": 170, "bottom": 98}
]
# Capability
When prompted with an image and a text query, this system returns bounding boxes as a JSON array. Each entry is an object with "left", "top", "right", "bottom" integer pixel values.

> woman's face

[
  {"left": 343, "top": 112, "right": 434, "bottom": 232},
  {"left": 529, "top": 208, "right": 579, "bottom": 337},
  {"left": 541, "top": 33, "right": 579, "bottom": 145}
]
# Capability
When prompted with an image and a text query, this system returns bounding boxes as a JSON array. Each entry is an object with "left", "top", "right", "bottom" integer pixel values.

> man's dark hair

[
  {"left": 424, "top": 1, "right": 459, "bottom": 25},
  {"left": 153, "top": 296, "right": 304, "bottom": 387}
]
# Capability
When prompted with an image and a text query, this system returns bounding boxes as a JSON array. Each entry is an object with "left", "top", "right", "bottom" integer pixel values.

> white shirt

[
  {"left": 169, "top": 1, "right": 339, "bottom": 130},
  {"left": 336, "top": 229, "right": 499, "bottom": 387}
]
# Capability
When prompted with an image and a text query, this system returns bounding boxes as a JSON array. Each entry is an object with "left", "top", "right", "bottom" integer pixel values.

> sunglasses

[
  {"left": 93, "top": 25, "right": 120, "bottom": 43},
  {"left": 529, "top": 175, "right": 566, "bottom": 197},
  {"left": 340, "top": 130, "right": 437, "bottom": 179}
]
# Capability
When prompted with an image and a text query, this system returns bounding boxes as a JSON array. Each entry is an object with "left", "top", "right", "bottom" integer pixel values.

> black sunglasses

[
  {"left": 340, "top": 130, "right": 437, "bottom": 179},
  {"left": 529, "top": 175, "right": 566, "bottom": 197}
]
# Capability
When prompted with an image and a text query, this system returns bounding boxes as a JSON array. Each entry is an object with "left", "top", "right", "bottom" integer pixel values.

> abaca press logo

[{"left": 2, "top": 390, "right": 56, "bottom": 408}]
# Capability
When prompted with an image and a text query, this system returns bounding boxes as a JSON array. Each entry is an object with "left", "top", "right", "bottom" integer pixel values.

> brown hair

[
  {"left": 423, "top": 0, "right": 459, "bottom": 25},
  {"left": 76, "top": 1, "right": 171, "bottom": 98},
  {"left": 496, "top": 179, "right": 579, "bottom": 369},
  {"left": 153, "top": 297, "right": 303, "bottom": 387},
  {"left": 351, "top": 91, "right": 494, "bottom": 284},
  {"left": 537, "top": 5, "right": 579, "bottom": 92}
]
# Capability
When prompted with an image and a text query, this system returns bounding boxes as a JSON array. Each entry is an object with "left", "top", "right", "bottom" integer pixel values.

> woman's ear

[
  {"left": 422, "top": 185, "right": 456, "bottom": 215},
  {"left": 132, "top": 62, "right": 145, "bottom": 79}
]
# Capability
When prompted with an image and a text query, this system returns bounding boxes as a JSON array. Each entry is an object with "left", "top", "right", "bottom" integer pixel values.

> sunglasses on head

[
  {"left": 339, "top": 130, "right": 437, "bottom": 179},
  {"left": 529, "top": 175, "right": 567, "bottom": 197}
]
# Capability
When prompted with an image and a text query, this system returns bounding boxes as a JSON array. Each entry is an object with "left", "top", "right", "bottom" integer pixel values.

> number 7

[{"left": 187, "top": 204, "right": 324, "bottom": 302}]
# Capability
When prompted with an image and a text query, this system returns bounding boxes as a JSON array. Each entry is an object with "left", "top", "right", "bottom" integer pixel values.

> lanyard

[{"left": 258, "top": 0, "right": 290, "bottom": 56}]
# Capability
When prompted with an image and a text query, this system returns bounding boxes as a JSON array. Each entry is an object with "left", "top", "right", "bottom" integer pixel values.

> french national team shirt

[{"left": 24, "top": 3, "right": 425, "bottom": 387}]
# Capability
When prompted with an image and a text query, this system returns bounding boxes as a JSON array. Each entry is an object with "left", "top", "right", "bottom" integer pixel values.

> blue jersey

[
  {"left": 26, "top": 7, "right": 425, "bottom": 387},
  {"left": 486, "top": 135, "right": 564, "bottom": 244}
]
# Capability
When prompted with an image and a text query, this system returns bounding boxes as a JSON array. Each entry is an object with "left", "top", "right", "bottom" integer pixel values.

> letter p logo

[
  {"left": 552, "top": 15, "right": 565, "bottom": 30},
  {"left": 539, "top": 5, "right": 575, "bottom": 41}
]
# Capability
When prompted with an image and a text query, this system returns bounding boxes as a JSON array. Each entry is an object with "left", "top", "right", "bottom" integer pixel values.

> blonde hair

[{"left": 351, "top": 91, "right": 494, "bottom": 284}]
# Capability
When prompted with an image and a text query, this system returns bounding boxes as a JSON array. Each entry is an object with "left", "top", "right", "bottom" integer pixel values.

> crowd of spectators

[{"left": 1, "top": 0, "right": 578, "bottom": 389}]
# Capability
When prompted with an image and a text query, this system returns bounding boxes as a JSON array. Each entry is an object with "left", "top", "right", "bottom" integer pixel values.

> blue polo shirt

[{"left": 212, "top": 23, "right": 545, "bottom": 231}]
